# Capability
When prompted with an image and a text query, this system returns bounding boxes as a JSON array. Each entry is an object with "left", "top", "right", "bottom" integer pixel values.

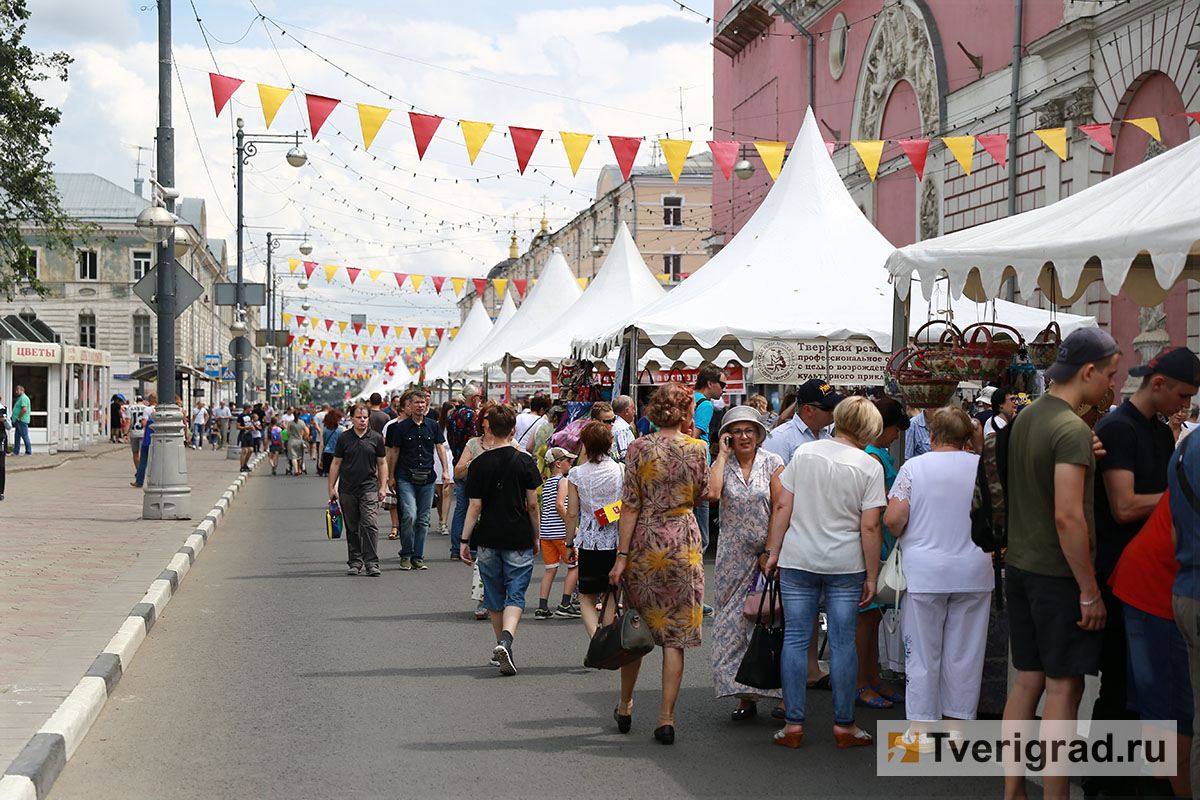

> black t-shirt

[
  {"left": 333, "top": 427, "right": 386, "bottom": 493},
  {"left": 466, "top": 446, "right": 543, "bottom": 550},
  {"left": 369, "top": 409, "right": 391, "bottom": 434},
  {"left": 1093, "top": 399, "right": 1175, "bottom": 575},
  {"left": 385, "top": 416, "right": 444, "bottom": 484}
]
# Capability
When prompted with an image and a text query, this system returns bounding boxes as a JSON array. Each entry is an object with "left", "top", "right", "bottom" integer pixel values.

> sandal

[
  {"left": 855, "top": 686, "right": 893, "bottom": 709},
  {"left": 872, "top": 683, "right": 904, "bottom": 704},
  {"left": 773, "top": 728, "right": 804, "bottom": 748},
  {"left": 834, "top": 727, "right": 873, "bottom": 748},
  {"left": 388, "top": 527, "right": 399, "bottom": 540}
]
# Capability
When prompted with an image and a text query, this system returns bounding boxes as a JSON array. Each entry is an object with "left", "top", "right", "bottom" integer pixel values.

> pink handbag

[{"left": 743, "top": 571, "right": 784, "bottom": 621}]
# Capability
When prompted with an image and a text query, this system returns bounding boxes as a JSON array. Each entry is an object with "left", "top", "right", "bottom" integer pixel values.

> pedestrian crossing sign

[
  {"left": 218, "top": 366, "right": 235, "bottom": 382},
  {"left": 270, "top": 381, "right": 282, "bottom": 397}
]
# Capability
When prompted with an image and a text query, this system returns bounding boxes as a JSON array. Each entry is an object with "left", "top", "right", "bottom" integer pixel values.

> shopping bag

[
  {"left": 735, "top": 575, "right": 785, "bottom": 690},
  {"left": 326, "top": 498, "right": 342, "bottom": 540},
  {"left": 584, "top": 590, "right": 655, "bottom": 670}
]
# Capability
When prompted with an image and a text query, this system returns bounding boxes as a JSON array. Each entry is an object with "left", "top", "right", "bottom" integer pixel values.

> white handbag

[{"left": 875, "top": 545, "right": 906, "bottom": 608}]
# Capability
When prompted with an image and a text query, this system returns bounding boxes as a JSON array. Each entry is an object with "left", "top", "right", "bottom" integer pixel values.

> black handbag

[
  {"left": 584, "top": 590, "right": 655, "bottom": 670},
  {"left": 735, "top": 574, "right": 785, "bottom": 690}
]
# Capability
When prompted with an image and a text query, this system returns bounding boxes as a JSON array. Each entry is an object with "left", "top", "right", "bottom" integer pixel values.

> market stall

[
  {"left": 61, "top": 344, "right": 113, "bottom": 451},
  {"left": 1, "top": 319, "right": 64, "bottom": 455}
]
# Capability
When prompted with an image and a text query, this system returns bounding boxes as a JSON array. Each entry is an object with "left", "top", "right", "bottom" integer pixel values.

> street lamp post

[
  {"left": 265, "top": 231, "right": 312, "bottom": 404},
  {"left": 138, "top": 0, "right": 190, "bottom": 519}
]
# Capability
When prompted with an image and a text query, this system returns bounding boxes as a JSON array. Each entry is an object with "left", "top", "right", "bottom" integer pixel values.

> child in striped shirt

[{"left": 535, "top": 447, "right": 581, "bottom": 619}]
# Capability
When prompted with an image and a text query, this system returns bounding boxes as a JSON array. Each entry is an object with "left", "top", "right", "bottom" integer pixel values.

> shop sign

[
  {"left": 752, "top": 338, "right": 889, "bottom": 387},
  {"left": 62, "top": 345, "right": 112, "bottom": 366},
  {"left": 7, "top": 341, "right": 62, "bottom": 364},
  {"left": 550, "top": 365, "right": 746, "bottom": 397}
]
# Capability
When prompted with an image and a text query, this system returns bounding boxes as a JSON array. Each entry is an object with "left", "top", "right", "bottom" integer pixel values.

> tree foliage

[{"left": 0, "top": 0, "right": 89, "bottom": 299}]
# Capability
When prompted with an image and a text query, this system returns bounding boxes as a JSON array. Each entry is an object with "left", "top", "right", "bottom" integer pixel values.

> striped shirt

[{"left": 540, "top": 475, "right": 567, "bottom": 540}]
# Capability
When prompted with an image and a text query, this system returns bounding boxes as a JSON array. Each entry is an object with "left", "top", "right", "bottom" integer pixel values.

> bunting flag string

[
  {"left": 660, "top": 138, "right": 693, "bottom": 184},
  {"left": 942, "top": 136, "right": 976, "bottom": 176},
  {"left": 897, "top": 139, "right": 929, "bottom": 180},
  {"left": 509, "top": 126, "right": 542, "bottom": 174},
  {"left": 258, "top": 84, "right": 292, "bottom": 128},
  {"left": 752, "top": 141, "right": 786, "bottom": 181}
]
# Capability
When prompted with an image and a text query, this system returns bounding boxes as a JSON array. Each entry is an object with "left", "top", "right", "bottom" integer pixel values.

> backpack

[
  {"left": 970, "top": 423, "right": 1012, "bottom": 553},
  {"left": 446, "top": 406, "right": 475, "bottom": 456}
]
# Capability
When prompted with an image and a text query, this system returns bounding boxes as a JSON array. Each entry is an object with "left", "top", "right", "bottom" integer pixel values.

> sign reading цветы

[{"left": 752, "top": 338, "right": 889, "bottom": 387}]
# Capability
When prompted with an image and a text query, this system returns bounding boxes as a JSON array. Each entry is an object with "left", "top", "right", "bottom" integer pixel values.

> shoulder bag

[
  {"left": 742, "top": 570, "right": 783, "bottom": 620},
  {"left": 875, "top": 545, "right": 905, "bottom": 632},
  {"left": 735, "top": 574, "right": 785, "bottom": 690},
  {"left": 584, "top": 589, "right": 655, "bottom": 670}
]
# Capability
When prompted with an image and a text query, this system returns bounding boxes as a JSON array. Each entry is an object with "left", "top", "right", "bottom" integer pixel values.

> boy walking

[
  {"left": 535, "top": 447, "right": 581, "bottom": 619},
  {"left": 460, "top": 404, "right": 543, "bottom": 675}
]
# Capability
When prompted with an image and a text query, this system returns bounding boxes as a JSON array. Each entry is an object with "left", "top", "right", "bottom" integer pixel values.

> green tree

[
  {"left": 0, "top": 0, "right": 89, "bottom": 298},
  {"left": 298, "top": 381, "right": 312, "bottom": 404}
]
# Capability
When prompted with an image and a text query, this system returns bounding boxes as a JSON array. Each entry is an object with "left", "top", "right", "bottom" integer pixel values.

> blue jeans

[
  {"left": 695, "top": 500, "right": 710, "bottom": 552},
  {"left": 476, "top": 547, "right": 535, "bottom": 611},
  {"left": 450, "top": 479, "right": 470, "bottom": 557},
  {"left": 134, "top": 434, "right": 152, "bottom": 487},
  {"left": 396, "top": 478, "right": 434, "bottom": 561},
  {"left": 12, "top": 420, "right": 31, "bottom": 455},
  {"left": 778, "top": 567, "right": 865, "bottom": 727},
  {"left": 192, "top": 423, "right": 205, "bottom": 447}
]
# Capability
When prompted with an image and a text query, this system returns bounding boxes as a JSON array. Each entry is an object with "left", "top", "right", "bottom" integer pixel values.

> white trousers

[{"left": 901, "top": 590, "right": 992, "bottom": 722}]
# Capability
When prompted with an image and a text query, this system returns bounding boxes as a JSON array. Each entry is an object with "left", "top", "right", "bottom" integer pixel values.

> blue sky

[{"left": 26, "top": 0, "right": 714, "bottom": 331}]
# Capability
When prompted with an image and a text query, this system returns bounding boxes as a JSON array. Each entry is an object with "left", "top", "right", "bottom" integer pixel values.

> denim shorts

[
  {"left": 476, "top": 547, "right": 535, "bottom": 611},
  {"left": 1123, "top": 602, "right": 1194, "bottom": 735}
]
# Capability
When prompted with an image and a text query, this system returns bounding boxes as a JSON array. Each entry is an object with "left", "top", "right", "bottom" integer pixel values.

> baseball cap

[
  {"left": 1044, "top": 327, "right": 1120, "bottom": 382},
  {"left": 545, "top": 446, "right": 574, "bottom": 463},
  {"left": 1127, "top": 346, "right": 1200, "bottom": 387},
  {"left": 796, "top": 378, "right": 843, "bottom": 411}
]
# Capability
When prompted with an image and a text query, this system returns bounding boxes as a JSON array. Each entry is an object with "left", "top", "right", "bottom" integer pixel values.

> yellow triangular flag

[
  {"left": 942, "top": 136, "right": 976, "bottom": 175},
  {"left": 451, "top": 276, "right": 465, "bottom": 296},
  {"left": 338, "top": 321, "right": 347, "bottom": 334},
  {"left": 450, "top": 328, "right": 459, "bottom": 338},
  {"left": 405, "top": 347, "right": 413, "bottom": 355},
  {"left": 383, "top": 346, "right": 391, "bottom": 355},
  {"left": 324, "top": 263, "right": 339, "bottom": 282},
  {"left": 577, "top": 277, "right": 588, "bottom": 290},
  {"left": 368, "top": 269, "right": 382, "bottom": 282},
  {"left": 422, "top": 327, "right": 431, "bottom": 342},
  {"left": 656, "top": 273, "right": 669, "bottom": 282},
  {"left": 493, "top": 278, "right": 507, "bottom": 299},
  {"left": 560, "top": 132, "right": 592, "bottom": 176},
  {"left": 357, "top": 103, "right": 391, "bottom": 151},
  {"left": 281, "top": 313, "right": 292, "bottom": 326},
  {"left": 659, "top": 139, "right": 693, "bottom": 184},
  {"left": 311, "top": 319, "right": 319, "bottom": 329},
  {"left": 410, "top": 275, "right": 424, "bottom": 291},
  {"left": 288, "top": 258, "right": 300, "bottom": 275},
  {"left": 851, "top": 140, "right": 885, "bottom": 181},
  {"left": 753, "top": 141, "right": 787, "bottom": 180},
  {"left": 1034, "top": 128, "right": 1068, "bottom": 160},
  {"left": 460, "top": 120, "right": 494, "bottom": 164},
  {"left": 258, "top": 84, "right": 292, "bottom": 129},
  {"left": 367, "top": 324, "right": 376, "bottom": 337},
  {"left": 1126, "top": 117, "right": 1162, "bottom": 142}
]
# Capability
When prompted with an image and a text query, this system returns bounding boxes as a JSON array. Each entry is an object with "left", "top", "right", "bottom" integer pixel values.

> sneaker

[
  {"left": 535, "top": 607, "right": 553, "bottom": 620},
  {"left": 554, "top": 603, "right": 581, "bottom": 618},
  {"left": 489, "top": 654, "right": 501, "bottom": 667},
  {"left": 493, "top": 643, "right": 517, "bottom": 676},
  {"left": 703, "top": 604, "right": 714, "bottom": 617},
  {"left": 397, "top": 558, "right": 412, "bottom": 571},
  {"left": 438, "top": 525, "right": 449, "bottom": 536},
  {"left": 347, "top": 563, "right": 362, "bottom": 575},
  {"left": 366, "top": 565, "right": 381, "bottom": 577},
  {"left": 411, "top": 559, "right": 428, "bottom": 570},
  {"left": 271, "top": 466, "right": 276, "bottom": 475}
]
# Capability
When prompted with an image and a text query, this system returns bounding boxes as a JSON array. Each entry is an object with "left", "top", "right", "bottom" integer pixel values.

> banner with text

[{"left": 752, "top": 339, "right": 889, "bottom": 387}]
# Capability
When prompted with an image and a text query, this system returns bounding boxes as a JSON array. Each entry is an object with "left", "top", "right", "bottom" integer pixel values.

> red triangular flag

[
  {"left": 609, "top": 136, "right": 643, "bottom": 182},
  {"left": 432, "top": 275, "right": 446, "bottom": 294},
  {"left": 1077, "top": 123, "right": 1114, "bottom": 153},
  {"left": 346, "top": 266, "right": 361, "bottom": 284},
  {"left": 302, "top": 261, "right": 317, "bottom": 278},
  {"left": 706, "top": 140, "right": 738, "bottom": 180},
  {"left": 350, "top": 344, "right": 358, "bottom": 353},
  {"left": 824, "top": 141, "right": 836, "bottom": 158},
  {"left": 296, "top": 315, "right": 305, "bottom": 326},
  {"left": 408, "top": 327, "right": 418, "bottom": 338},
  {"left": 287, "top": 335, "right": 295, "bottom": 345},
  {"left": 373, "top": 346, "right": 380, "bottom": 356},
  {"left": 472, "top": 278, "right": 488, "bottom": 296},
  {"left": 209, "top": 73, "right": 244, "bottom": 117},
  {"left": 393, "top": 272, "right": 408, "bottom": 289},
  {"left": 897, "top": 139, "right": 930, "bottom": 181},
  {"left": 1175, "top": 112, "right": 1200, "bottom": 126},
  {"left": 325, "top": 319, "right": 335, "bottom": 331},
  {"left": 353, "top": 322, "right": 363, "bottom": 335},
  {"left": 976, "top": 133, "right": 1008, "bottom": 168},
  {"left": 380, "top": 325, "right": 389, "bottom": 337},
  {"left": 409, "top": 112, "right": 443, "bottom": 160},
  {"left": 509, "top": 126, "right": 542, "bottom": 174},
  {"left": 511, "top": 278, "right": 528, "bottom": 298},
  {"left": 305, "top": 94, "right": 340, "bottom": 139},
  {"left": 435, "top": 327, "right": 445, "bottom": 339}
]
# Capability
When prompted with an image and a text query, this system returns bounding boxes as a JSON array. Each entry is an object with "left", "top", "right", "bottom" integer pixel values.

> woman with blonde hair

[{"left": 765, "top": 395, "right": 886, "bottom": 749}]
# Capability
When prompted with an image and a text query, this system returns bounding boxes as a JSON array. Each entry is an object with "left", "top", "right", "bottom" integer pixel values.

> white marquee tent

[
  {"left": 353, "top": 355, "right": 412, "bottom": 401},
  {"left": 445, "top": 289, "right": 518, "bottom": 382},
  {"left": 424, "top": 298, "right": 493, "bottom": 386}
]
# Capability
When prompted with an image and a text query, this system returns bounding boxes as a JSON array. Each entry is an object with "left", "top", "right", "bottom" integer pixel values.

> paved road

[{"left": 49, "top": 470, "right": 1007, "bottom": 799}]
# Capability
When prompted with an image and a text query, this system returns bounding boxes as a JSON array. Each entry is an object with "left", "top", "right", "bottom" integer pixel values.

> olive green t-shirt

[{"left": 1006, "top": 393, "right": 1096, "bottom": 578}]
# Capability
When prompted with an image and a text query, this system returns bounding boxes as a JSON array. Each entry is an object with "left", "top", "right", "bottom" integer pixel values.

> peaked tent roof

[
  {"left": 447, "top": 289, "right": 519, "bottom": 380},
  {"left": 504, "top": 222, "right": 665, "bottom": 371},
  {"left": 466, "top": 247, "right": 583, "bottom": 377},
  {"left": 593, "top": 108, "right": 896, "bottom": 360},
  {"left": 425, "top": 299, "right": 493, "bottom": 385},
  {"left": 353, "top": 356, "right": 412, "bottom": 401},
  {"left": 887, "top": 134, "right": 1200, "bottom": 307}
]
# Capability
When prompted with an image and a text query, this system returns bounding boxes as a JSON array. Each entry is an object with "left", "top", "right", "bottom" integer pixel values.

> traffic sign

[
  {"left": 218, "top": 365, "right": 236, "bottom": 382},
  {"left": 228, "top": 336, "right": 251, "bottom": 359},
  {"left": 133, "top": 260, "right": 205, "bottom": 319},
  {"left": 204, "top": 354, "right": 221, "bottom": 378},
  {"left": 270, "top": 381, "right": 282, "bottom": 397}
]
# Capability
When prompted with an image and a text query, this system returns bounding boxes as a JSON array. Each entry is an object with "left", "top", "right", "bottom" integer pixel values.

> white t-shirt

[
  {"left": 194, "top": 406, "right": 209, "bottom": 425},
  {"left": 777, "top": 439, "right": 886, "bottom": 574},
  {"left": 983, "top": 413, "right": 1008, "bottom": 436},
  {"left": 126, "top": 403, "right": 149, "bottom": 432},
  {"left": 888, "top": 451, "right": 993, "bottom": 593},
  {"left": 513, "top": 412, "right": 542, "bottom": 449}
]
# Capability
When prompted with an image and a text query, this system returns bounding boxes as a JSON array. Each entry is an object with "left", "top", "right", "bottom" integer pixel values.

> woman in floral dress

[
  {"left": 609, "top": 383, "right": 709, "bottom": 746},
  {"left": 706, "top": 405, "right": 785, "bottom": 720}
]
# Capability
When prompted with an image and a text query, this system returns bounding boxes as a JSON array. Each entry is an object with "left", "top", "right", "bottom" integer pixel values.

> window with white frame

[
  {"left": 132, "top": 250, "right": 153, "bottom": 281},
  {"left": 663, "top": 253, "right": 682, "bottom": 281},
  {"left": 133, "top": 312, "right": 152, "bottom": 354},
  {"left": 662, "top": 196, "right": 682, "bottom": 227},
  {"left": 79, "top": 312, "right": 97, "bottom": 349},
  {"left": 77, "top": 250, "right": 98, "bottom": 281}
]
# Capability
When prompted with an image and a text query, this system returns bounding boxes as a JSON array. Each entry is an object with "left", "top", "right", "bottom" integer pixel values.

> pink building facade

[{"left": 712, "top": 0, "right": 1200, "bottom": 392}]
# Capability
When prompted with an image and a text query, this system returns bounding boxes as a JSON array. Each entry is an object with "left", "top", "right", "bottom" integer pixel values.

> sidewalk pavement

[
  {"left": 5, "top": 442, "right": 127, "bottom": 474},
  {"left": 0, "top": 444, "right": 250, "bottom": 768}
]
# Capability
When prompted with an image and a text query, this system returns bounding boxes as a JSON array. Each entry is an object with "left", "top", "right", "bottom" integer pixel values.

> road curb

[
  {"left": 6, "top": 445, "right": 126, "bottom": 474},
  {"left": 0, "top": 453, "right": 265, "bottom": 800}
]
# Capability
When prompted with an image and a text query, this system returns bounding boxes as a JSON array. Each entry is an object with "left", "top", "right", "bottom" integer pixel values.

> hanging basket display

[
  {"left": 887, "top": 347, "right": 960, "bottom": 409},
  {"left": 910, "top": 320, "right": 963, "bottom": 380},
  {"left": 1024, "top": 321, "right": 1062, "bottom": 369},
  {"left": 953, "top": 323, "right": 1024, "bottom": 382}
]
